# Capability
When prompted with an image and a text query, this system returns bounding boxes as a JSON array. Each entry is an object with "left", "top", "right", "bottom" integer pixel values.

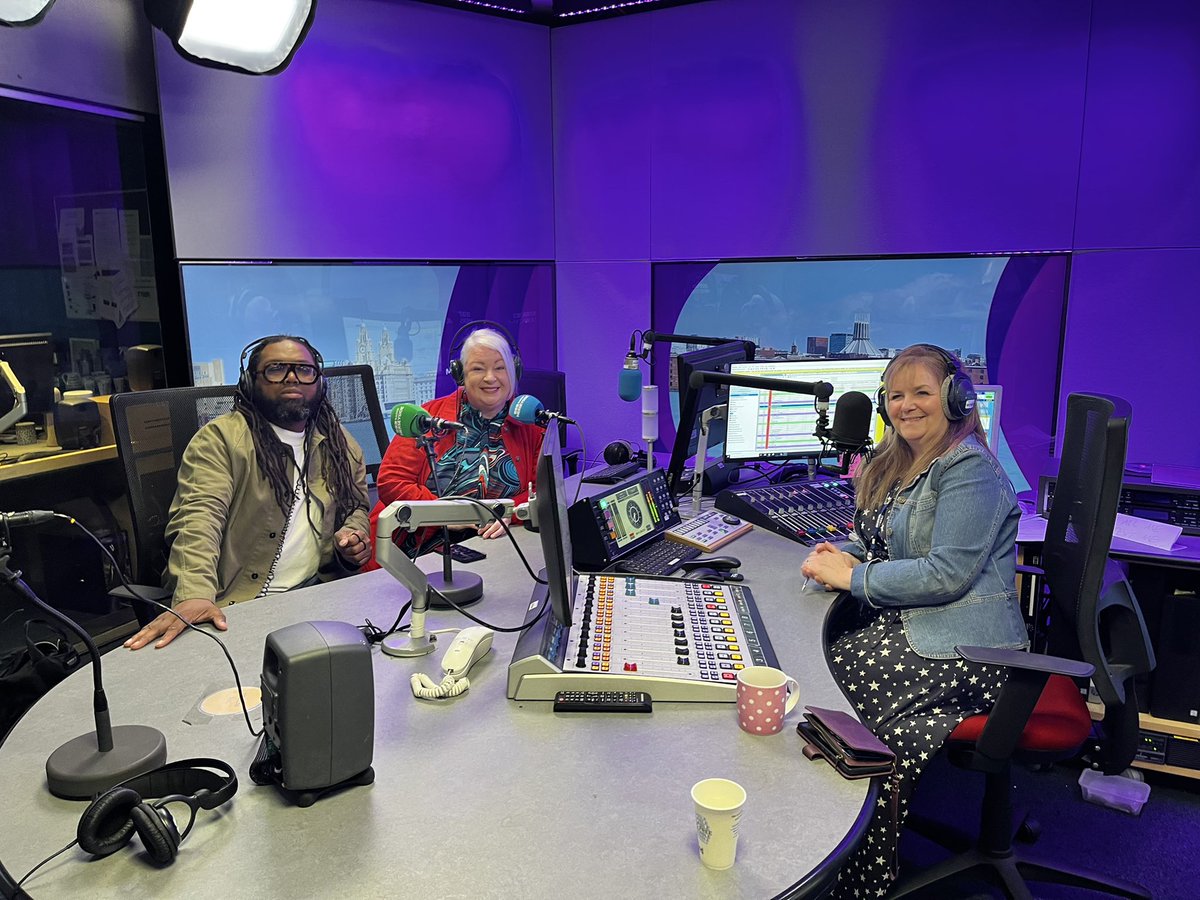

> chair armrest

[
  {"left": 109, "top": 584, "right": 172, "bottom": 627},
  {"left": 956, "top": 645, "right": 1094, "bottom": 679},
  {"left": 1015, "top": 563, "right": 1044, "bottom": 576}
]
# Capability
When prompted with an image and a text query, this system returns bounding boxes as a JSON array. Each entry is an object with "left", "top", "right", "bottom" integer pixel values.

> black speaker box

[
  {"left": 1149, "top": 592, "right": 1200, "bottom": 724},
  {"left": 261, "top": 621, "right": 374, "bottom": 792},
  {"left": 125, "top": 344, "right": 165, "bottom": 391}
]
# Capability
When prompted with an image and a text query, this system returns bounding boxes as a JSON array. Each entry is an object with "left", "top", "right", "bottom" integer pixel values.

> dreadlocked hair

[{"left": 234, "top": 336, "right": 367, "bottom": 523}]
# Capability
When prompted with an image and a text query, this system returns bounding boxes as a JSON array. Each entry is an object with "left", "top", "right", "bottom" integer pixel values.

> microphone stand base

[
  {"left": 45, "top": 723, "right": 168, "bottom": 799},
  {"left": 381, "top": 632, "right": 438, "bottom": 658},
  {"left": 426, "top": 571, "right": 484, "bottom": 609}
]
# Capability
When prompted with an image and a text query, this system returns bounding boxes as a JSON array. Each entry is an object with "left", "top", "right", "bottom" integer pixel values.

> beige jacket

[{"left": 163, "top": 411, "right": 370, "bottom": 606}]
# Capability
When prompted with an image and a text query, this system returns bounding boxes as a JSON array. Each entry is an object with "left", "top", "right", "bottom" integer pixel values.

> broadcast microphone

[
  {"left": 509, "top": 394, "right": 577, "bottom": 426},
  {"left": 0, "top": 510, "right": 168, "bottom": 798},
  {"left": 618, "top": 331, "right": 642, "bottom": 402},
  {"left": 827, "top": 390, "right": 874, "bottom": 453},
  {"left": 0, "top": 509, "right": 56, "bottom": 527},
  {"left": 390, "top": 403, "right": 465, "bottom": 438}
]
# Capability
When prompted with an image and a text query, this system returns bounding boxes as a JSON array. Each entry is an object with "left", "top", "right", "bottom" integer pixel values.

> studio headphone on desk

[{"left": 75, "top": 758, "right": 237, "bottom": 866}]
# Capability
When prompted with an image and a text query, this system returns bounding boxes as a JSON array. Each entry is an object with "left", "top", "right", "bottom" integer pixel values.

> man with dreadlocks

[{"left": 124, "top": 336, "right": 371, "bottom": 651}]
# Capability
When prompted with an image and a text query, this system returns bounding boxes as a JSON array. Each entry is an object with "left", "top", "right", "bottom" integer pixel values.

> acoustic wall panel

[{"left": 1074, "top": 0, "right": 1200, "bottom": 250}]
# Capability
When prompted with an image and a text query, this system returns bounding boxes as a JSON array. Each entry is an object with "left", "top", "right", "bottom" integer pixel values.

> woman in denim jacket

[{"left": 801, "top": 344, "right": 1026, "bottom": 899}]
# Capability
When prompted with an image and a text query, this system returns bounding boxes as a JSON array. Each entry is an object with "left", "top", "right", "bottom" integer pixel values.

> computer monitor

[
  {"left": 724, "top": 357, "right": 890, "bottom": 462},
  {"left": 973, "top": 384, "right": 1003, "bottom": 453},
  {"left": 535, "top": 424, "right": 576, "bottom": 628},
  {"left": 0, "top": 333, "right": 56, "bottom": 428},
  {"left": 665, "top": 340, "right": 756, "bottom": 496}
]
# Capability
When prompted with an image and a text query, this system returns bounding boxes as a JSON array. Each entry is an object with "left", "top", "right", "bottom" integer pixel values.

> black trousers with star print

[{"left": 825, "top": 607, "right": 1007, "bottom": 899}]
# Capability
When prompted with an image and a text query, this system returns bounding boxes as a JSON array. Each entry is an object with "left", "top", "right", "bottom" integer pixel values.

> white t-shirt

[{"left": 262, "top": 425, "right": 320, "bottom": 594}]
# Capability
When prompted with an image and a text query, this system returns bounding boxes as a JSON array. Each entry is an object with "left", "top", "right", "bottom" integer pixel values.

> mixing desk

[
  {"left": 715, "top": 479, "right": 856, "bottom": 547},
  {"left": 507, "top": 573, "right": 778, "bottom": 701}
]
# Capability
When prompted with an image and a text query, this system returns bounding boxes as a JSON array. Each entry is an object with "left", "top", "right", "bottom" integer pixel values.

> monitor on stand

[
  {"left": 534, "top": 423, "right": 576, "bottom": 628},
  {"left": 665, "top": 341, "right": 757, "bottom": 497},
  {"left": 723, "top": 357, "right": 890, "bottom": 465}
]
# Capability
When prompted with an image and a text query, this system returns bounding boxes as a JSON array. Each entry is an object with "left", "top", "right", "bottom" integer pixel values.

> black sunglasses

[{"left": 257, "top": 362, "right": 321, "bottom": 384}]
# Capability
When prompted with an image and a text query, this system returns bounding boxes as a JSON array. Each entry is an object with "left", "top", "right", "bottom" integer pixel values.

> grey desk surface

[{"left": 0, "top": 506, "right": 868, "bottom": 899}]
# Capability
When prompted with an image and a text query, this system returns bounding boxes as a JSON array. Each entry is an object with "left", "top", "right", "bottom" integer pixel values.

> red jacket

[{"left": 366, "top": 389, "right": 544, "bottom": 568}]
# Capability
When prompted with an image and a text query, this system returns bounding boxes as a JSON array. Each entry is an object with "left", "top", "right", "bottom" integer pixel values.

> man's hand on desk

[
  {"left": 124, "top": 598, "right": 227, "bottom": 651},
  {"left": 335, "top": 526, "right": 372, "bottom": 567},
  {"left": 800, "top": 541, "right": 859, "bottom": 592}
]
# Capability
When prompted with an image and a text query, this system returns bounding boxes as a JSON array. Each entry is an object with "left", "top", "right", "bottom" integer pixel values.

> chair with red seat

[{"left": 889, "top": 393, "right": 1155, "bottom": 900}]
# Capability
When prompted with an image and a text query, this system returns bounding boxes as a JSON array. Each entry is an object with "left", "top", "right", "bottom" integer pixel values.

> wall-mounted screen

[
  {"left": 653, "top": 254, "right": 1069, "bottom": 492},
  {"left": 180, "top": 260, "right": 555, "bottom": 460}
]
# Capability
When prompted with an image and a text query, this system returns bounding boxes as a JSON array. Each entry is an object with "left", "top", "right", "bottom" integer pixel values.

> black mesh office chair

[
  {"left": 322, "top": 365, "right": 389, "bottom": 481},
  {"left": 519, "top": 367, "right": 580, "bottom": 473},
  {"left": 109, "top": 386, "right": 238, "bottom": 625},
  {"left": 889, "top": 393, "right": 1155, "bottom": 899}
]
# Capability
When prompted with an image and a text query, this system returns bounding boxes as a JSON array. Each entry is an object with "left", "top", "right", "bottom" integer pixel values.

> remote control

[{"left": 553, "top": 690, "right": 653, "bottom": 713}]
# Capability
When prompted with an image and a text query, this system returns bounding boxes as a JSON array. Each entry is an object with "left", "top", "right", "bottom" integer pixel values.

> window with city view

[
  {"left": 180, "top": 260, "right": 555, "bottom": 456},
  {"left": 652, "top": 254, "right": 1070, "bottom": 492}
]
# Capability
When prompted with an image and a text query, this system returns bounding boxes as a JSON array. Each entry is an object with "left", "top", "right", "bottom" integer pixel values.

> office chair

[
  {"left": 109, "top": 386, "right": 238, "bottom": 625},
  {"left": 516, "top": 367, "right": 580, "bottom": 474},
  {"left": 322, "top": 365, "right": 389, "bottom": 483},
  {"left": 889, "top": 393, "right": 1155, "bottom": 900}
]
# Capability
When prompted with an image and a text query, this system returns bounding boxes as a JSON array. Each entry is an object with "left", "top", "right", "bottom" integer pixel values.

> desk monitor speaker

[
  {"left": 125, "top": 344, "right": 165, "bottom": 391},
  {"left": 261, "top": 621, "right": 375, "bottom": 802}
]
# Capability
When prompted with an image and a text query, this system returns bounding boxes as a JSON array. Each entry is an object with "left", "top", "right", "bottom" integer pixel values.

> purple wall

[
  {"left": 156, "top": 0, "right": 554, "bottom": 261},
  {"left": 553, "top": 0, "right": 1200, "bottom": 470}
]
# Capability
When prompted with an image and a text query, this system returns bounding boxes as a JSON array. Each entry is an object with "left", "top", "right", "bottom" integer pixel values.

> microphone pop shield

[
  {"left": 509, "top": 394, "right": 545, "bottom": 425},
  {"left": 618, "top": 354, "right": 642, "bottom": 402},
  {"left": 829, "top": 390, "right": 874, "bottom": 452}
]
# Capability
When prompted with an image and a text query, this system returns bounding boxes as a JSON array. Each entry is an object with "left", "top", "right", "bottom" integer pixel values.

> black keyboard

[
  {"left": 582, "top": 460, "right": 643, "bottom": 484},
  {"left": 613, "top": 539, "right": 701, "bottom": 576}
]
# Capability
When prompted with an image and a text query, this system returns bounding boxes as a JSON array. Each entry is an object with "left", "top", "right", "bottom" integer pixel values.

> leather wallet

[{"left": 797, "top": 706, "right": 896, "bottom": 780}]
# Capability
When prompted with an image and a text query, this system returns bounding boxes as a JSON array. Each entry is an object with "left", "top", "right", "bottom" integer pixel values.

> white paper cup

[{"left": 691, "top": 778, "right": 746, "bottom": 869}]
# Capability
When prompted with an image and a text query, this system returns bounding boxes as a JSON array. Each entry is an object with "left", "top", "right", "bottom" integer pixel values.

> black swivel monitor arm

[{"left": 687, "top": 369, "right": 834, "bottom": 404}]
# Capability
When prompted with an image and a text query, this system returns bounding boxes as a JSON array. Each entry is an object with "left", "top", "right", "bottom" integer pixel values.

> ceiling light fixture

[
  {"left": 143, "top": 0, "right": 318, "bottom": 75},
  {"left": 0, "top": 0, "right": 56, "bottom": 27}
]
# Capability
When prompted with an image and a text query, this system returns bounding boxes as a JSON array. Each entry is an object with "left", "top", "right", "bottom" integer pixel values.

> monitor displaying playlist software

[{"left": 724, "top": 358, "right": 890, "bottom": 462}]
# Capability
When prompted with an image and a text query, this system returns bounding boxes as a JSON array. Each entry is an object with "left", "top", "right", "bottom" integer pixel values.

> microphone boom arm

[{"left": 374, "top": 498, "right": 514, "bottom": 658}]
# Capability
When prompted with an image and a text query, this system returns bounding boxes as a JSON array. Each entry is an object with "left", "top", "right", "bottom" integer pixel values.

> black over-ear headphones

[
  {"left": 876, "top": 344, "right": 976, "bottom": 426},
  {"left": 237, "top": 334, "right": 327, "bottom": 402},
  {"left": 445, "top": 320, "right": 523, "bottom": 386},
  {"left": 76, "top": 758, "right": 238, "bottom": 866},
  {"left": 603, "top": 439, "right": 645, "bottom": 466}
]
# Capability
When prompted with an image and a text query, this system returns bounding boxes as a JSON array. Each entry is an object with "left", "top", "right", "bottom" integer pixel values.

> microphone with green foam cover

[{"left": 390, "top": 403, "right": 464, "bottom": 437}]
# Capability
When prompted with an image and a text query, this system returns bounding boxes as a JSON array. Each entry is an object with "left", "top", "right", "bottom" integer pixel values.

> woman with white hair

[{"left": 367, "top": 326, "right": 544, "bottom": 560}]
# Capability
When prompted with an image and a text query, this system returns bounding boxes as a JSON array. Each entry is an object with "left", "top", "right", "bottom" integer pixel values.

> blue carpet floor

[{"left": 899, "top": 753, "right": 1200, "bottom": 898}]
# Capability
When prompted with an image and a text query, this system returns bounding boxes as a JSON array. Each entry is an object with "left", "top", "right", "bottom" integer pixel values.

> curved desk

[{"left": 0, "top": 519, "right": 868, "bottom": 899}]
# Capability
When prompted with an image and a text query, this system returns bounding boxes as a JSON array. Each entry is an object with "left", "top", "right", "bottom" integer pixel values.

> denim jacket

[{"left": 845, "top": 436, "right": 1028, "bottom": 659}]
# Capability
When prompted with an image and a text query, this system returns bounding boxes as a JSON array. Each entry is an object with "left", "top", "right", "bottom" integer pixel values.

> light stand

[
  {"left": 0, "top": 527, "right": 167, "bottom": 799},
  {"left": 375, "top": 497, "right": 513, "bottom": 658}
]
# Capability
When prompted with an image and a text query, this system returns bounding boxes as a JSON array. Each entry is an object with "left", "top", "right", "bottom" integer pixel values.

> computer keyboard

[
  {"left": 582, "top": 460, "right": 643, "bottom": 484},
  {"left": 612, "top": 539, "right": 701, "bottom": 576}
]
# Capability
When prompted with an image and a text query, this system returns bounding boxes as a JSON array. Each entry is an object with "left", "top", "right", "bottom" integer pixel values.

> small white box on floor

[{"left": 1078, "top": 767, "right": 1151, "bottom": 815}]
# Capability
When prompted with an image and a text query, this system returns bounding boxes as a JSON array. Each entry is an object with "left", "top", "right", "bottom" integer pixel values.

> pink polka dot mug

[{"left": 736, "top": 666, "right": 800, "bottom": 735}]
